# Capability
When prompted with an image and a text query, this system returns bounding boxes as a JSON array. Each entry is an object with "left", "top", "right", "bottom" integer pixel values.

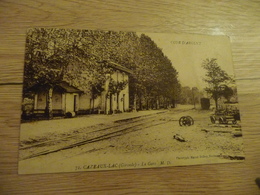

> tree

[
  {"left": 202, "top": 58, "right": 233, "bottom": 110},
  {"left": 24, "top": 29, "right": 117, "bottom": 118},
  {"left": 24, "top": 28, "right": 82, "bottom": 119},
  {"left": 24, "top": 28, "right": 181, "bottom": 118},
  {"left": 105, "top": 78, "right": 128, "bottom": 114},
  {"left": 179, "top": 86, "right": 202, "bottom": 105},
  {"left": 219, "top": 84, "right": 234, "bottom": 103},
  {"left": 127, "top": 34, "right": 180, "bottom": 110}
]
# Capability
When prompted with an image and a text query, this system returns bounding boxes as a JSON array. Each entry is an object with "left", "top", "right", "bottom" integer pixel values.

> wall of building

[
  {"left": 65, "top": 93, "right": 79, "bottom": 113},
  {"left": 36, "top": 90, "right": 46, "bottom": 110},
  {"left": 52, "top": 90, "right": 62, "bottom": 110},
  {"left": 76, "top": 70, "right": 130, "bottom": 114},
  {"left": 103, "top": 71, "right": 130, "bottom": 113},
  {"left": 79, "top": 94, "right": 102, "bottom": 113},
  {"left": 79, "top": 94, "right": 91, "bottom": 110},
  {"left": 35, "top": 89, "right": 63, "bottom": 110}
]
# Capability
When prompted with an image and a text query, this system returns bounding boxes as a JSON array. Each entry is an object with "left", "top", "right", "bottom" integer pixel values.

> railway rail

[{"left": 20, "top": 109, "right": 191, "bottom": 160}]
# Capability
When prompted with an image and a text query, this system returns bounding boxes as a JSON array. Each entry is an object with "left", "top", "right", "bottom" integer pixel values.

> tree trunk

[
  {"left": 89, "top": 99, "right": 92, "bottom": 114},
  {"left": 92, "top": 98, "right": 95, "bottom": 113},
  {"left": 116, "top": 93, "right": 119, "bottom": 110},
  {"left": 105, "top": 94, "right": 108, "bottom": 114},
  {"left": 45, "top": 87, "right": 53, "bottom": 119},
  {"left": 164, "top": 97, "right": 167, "bottom": 109},
  {"left": 110, "top": 94, "right": 113, "bottom": 114},
  {"left": 138, "top": 95, "right": 143, "bottom": 110},
  {"left": 133, "top": 93, "right": 137, "bottom": 112},
  {"left": 215, "top": 97, "right": 218, "bottom": 111}
]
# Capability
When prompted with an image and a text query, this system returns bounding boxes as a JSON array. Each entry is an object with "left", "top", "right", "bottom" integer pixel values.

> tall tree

[
  {"left": 202, "top": 58, "right": 233, "bottom": 110},
  {"left": 24, "top": 28, "right": 82, "bottom": 119},
  {"left": 24, "top": 28, "right": 181, "bottom": 118},
  {"left": 134, "top": 34, "right": 180, "bottom": 110}
]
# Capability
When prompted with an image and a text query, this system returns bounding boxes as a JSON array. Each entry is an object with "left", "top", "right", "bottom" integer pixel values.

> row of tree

[
  {"left": 179, "top": 86, "right": 204, "bottom": 105},
  {"left": 24, "top": 28, "right": 237, "bottom": 118},
  {"left": 23, "top": 28, "right": 181, "bottom": 118}
]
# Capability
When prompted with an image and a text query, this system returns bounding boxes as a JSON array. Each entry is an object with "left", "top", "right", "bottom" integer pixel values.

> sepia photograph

[{"left": 19, "top": 28, "right": 244, "bottom": 174}]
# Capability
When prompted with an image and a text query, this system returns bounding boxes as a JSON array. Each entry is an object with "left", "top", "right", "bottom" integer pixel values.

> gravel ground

[
  {"left": 19, "top": 105, "right": 244, "bottom": 174},
  {"left": 20, "top": 109, "right": 168, "bottom": 141}
]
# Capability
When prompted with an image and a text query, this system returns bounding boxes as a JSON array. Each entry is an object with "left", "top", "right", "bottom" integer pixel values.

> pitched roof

[
  {"left": 58, "top": 82, "right": 83, "bottom": 93},
  {"left": 28, "top": 81, "right": 83, "bottom": 93},
  {"left": 107, "top": 61, "right": 133, "bottom": 74}
]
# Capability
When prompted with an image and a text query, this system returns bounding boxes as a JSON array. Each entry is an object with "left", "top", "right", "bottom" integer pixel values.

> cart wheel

[
  {"left": 210, "top": 116, "right": 216, "bottom": 124},
  {"left": 186, "top": 116, "right": 194, "bottom": 125},
  {"left": 179, "top": 116, "right": 194, "bottom": 126},
  {"left": 219, "top": 117, "right": 225, "bottom": 124}
]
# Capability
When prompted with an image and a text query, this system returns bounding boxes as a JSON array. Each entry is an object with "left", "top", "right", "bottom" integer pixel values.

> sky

[{"left": 137, "top": 32, "right": 235, "bottom": 90}]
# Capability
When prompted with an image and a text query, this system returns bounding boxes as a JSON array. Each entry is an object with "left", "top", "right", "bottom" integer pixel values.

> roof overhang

[{"left": 102, "top": 61, "right": 133, "bottom": 75}]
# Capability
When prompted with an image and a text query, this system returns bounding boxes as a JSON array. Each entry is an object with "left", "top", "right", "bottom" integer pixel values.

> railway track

[
  {"left": 20, "top": 108, "right": 192, "bottom": 160},
  {"left": 20, "top": 112, "right": 165, "bottom": 150}
]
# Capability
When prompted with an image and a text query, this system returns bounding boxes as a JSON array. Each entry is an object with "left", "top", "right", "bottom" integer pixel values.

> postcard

[{"left": 19, "top": 28, "right": 244, "bottom": 174}]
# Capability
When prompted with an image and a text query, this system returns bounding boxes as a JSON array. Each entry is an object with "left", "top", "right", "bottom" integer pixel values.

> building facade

[
  {"left": 26, "top": 62, "right": 132, "bottom": 118},
  {"left": 32, "top": 82, "right": 82, "bottom": 117},
  {"left": 78, "top": 62, "right": 132, "bottom": 114}
]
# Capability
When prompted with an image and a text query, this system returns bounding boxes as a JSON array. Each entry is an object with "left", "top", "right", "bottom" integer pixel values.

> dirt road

[{"left": 19, "top": 105, "right": 244, "bottom": 163}]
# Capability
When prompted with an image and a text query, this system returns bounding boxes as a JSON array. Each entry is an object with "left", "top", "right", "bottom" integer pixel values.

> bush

[{"left": 21, "top": 98, "right": 34, "bottom": 120}]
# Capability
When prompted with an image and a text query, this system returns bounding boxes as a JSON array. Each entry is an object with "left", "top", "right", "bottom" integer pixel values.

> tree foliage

[
  {"left": 23, "top": 28, "right": 181, "bottom": 115},
  {"left": 108, "top": 79, "right": 128, "bottom": 95},
  {"left": 202, "top": 58, "right": 234, "bottom": 109},
  {"left": 126, "top": 34, "right": 180, "bottom": 110},
  {"left": 179, "top": 86, "right": 203, "bottom": 105}
]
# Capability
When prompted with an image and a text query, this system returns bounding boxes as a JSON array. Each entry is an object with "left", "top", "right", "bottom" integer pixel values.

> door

[
  {"left": 74, "top": 95, "right": 77, "bottom": 112},
  {"left": 123, "top": 94, "right": 125, "bottom": 112}
]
